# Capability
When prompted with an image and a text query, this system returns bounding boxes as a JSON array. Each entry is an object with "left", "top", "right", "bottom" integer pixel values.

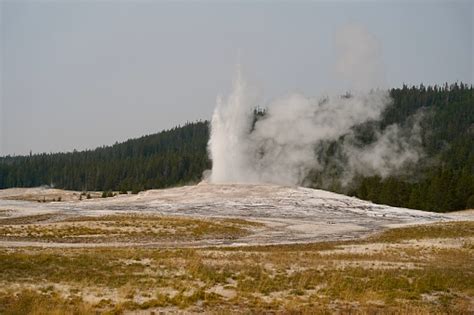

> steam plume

[{"left": 208, "top": 25, "right": 423, "bottom": 187}]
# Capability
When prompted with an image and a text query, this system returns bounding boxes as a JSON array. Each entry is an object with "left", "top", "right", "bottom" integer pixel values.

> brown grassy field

[
  {"left": 0, "top": 216, "right": 472, "bottom": 314},
  {"left": 0, "top": 214, "right": 261, "bottom": 244}
]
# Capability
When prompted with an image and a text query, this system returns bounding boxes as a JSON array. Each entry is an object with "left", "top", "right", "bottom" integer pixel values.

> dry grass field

[
  {"left": 0, "top": 186, "right": 472, "bottom": 314},
  {"left": 0, "top": 214, "right": 261, "bottom": 244},
  {"left": 0, "top": 214, "right": 472, "bottom": 314}
]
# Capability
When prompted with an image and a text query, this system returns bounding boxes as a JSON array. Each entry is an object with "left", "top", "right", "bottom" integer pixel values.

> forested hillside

[
  {"left": 349, "top": 83, "right": 474, "bottom": 212},
  {"left": 0, "top": 84, "right": 473, "bottom": 212},
  {"left": 301, "top": 83, "right": 474, "bottom": 212},
  {"left": 0, "top": 122, "right": 210, "bottom": 192}
]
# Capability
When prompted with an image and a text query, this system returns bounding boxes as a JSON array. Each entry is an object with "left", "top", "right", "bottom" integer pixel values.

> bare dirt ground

[{"left": 0, "top": 184, "right": 473, "bottom": 314}]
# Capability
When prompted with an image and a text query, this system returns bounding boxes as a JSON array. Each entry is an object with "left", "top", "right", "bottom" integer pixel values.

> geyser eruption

[
  {"left": 208, "top": 25, "right": 423, "bottom": 187},
  {"left": 208, "top": 66, "right": 259, "bottom": 183}
]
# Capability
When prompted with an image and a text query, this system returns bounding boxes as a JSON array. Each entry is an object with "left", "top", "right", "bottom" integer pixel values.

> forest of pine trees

[
  {"left": 0, "top": 84, "right": 472, "bottom": 212},
  {"left": 0, "top": 122, "right": 211, "bottom": 192},
  {"left": 349, "top": 83, "right": 474, "bottom": 212}
]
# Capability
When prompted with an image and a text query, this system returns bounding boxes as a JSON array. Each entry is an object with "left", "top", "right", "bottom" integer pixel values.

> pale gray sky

[{"left": 1, "top": 0, "right": 472, "bottom": 156}]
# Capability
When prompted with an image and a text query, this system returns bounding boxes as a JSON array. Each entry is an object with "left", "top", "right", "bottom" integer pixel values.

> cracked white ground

[{"left": 0, "top": 182, "right": 472, "bottom": 247}]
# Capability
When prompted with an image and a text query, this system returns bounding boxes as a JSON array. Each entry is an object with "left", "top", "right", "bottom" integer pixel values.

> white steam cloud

[
  {"left": 207, "top": 25, "right": 423, "bottom": 187},
  {"left": 340, "top": 111, "right": 425, "bottom": 186}
]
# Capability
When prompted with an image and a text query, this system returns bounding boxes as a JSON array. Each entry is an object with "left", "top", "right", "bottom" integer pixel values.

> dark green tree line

[{"left": 0, "top": 121, "right": 210, "bottom": 192}]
